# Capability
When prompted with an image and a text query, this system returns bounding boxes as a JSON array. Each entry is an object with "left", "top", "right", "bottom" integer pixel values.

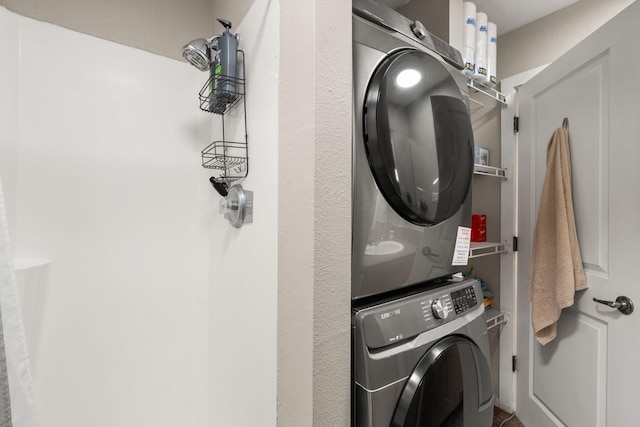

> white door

[{"left": 516, "top": 2, "right": 640, "bottom": 426}]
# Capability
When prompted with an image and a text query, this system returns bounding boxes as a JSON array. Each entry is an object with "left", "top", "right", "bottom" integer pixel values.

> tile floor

[{"left": 492, "top": 407, "right": 525, "bottom": 427}]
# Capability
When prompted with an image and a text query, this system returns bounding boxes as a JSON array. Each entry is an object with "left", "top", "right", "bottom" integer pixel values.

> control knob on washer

[
  {"left": 431, "top": 298, "right": 450, "bottom": 320},
  {"left": 411, "top": 20, "right": 427, "bottom": 40}
]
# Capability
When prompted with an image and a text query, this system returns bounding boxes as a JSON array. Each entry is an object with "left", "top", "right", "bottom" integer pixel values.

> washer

[
  {"left": 352, "top": 279, "right": 493, "bottom": 426},
  {"left": 352, "top": 0, "right": 475, "bottom": 301}
]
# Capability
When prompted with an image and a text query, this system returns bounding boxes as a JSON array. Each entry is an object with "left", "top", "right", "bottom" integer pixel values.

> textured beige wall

[
  {"left": 278, "top": 0, "right": 352, "bottom": 424},
  {"left": 311, "top": 0, "right": 352, "bottom": 421},
  {"left": 0, "top": 0, "right": 254, "bottom": 61},
  {"left": 399, "top": 0, "right": 450, "bottom": 42},
  {"left": 498, "top": 0, "right": 634, "bottom": 80},
  {"left": 277, "top": 0, "right": 314, "bottom": 421},
  {"left": 211, "top": 0, "right": 254, "bottom": 34}
]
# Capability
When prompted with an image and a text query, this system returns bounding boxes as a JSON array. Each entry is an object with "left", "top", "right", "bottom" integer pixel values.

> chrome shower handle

[{"left": 593, "top": 296, "right": 634, "bottom": 315}]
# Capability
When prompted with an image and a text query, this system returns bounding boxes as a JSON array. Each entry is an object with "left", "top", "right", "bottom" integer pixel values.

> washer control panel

[
  {"left": 450, "top": 286, "right": 478, "bottom": 315},
  {"left": 355, "top": 279, "right": 482, "bottom": 350}
]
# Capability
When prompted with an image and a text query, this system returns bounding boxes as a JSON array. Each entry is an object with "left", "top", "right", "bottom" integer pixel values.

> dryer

[
  {"left": 352, "top": 0, "right": 475, "bottom": 301},
  {"left": 352, "top": 279, "right": 493, "bottom": 426}
]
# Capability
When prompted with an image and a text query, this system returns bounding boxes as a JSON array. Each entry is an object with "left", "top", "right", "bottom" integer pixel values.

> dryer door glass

[
  {"left": 390, "top": 335, "right": 493, "bottom": 426},
  {"left": 364, "top": 50, "right": 474, "bottom": 225}
]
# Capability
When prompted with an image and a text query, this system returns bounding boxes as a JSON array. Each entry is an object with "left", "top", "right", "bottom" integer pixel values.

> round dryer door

[
  {"left": 364, "top": 50, "right": 474, "bottom": 225},
  {"left": 391, "top": 335, "right": 493, "bottom": 426}
]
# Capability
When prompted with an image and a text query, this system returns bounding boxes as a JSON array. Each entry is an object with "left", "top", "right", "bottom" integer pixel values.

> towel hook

[{"left": 562, "top": 117, "right": 569, "bottom": 129}]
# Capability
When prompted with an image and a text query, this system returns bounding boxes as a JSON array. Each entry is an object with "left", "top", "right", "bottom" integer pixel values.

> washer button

[{"left": 411, "top": 20, "right": 427, "bottom": 40}]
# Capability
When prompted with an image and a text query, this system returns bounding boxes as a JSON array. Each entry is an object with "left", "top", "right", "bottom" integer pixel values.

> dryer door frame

[
  {"left": 363, "top": 49, "right": 474, "bottom": 226},
  {"left": 391, "top": 334, "right": 493, "bottom": 427}
]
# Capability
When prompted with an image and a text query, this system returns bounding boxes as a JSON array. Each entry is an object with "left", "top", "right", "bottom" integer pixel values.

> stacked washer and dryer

[{"left": 351, "top": 0, "right": 494, "bottom": 426}]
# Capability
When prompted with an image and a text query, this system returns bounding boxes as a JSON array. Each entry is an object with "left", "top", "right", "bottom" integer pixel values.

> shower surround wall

[
  {"left": 206, "top": 0, "right": 279, "bottom": 425},
  {"left": 2, "top": 0, "right": 303, "bottom": 424},
  {"left": 0, "top": 6, "right": 212, "bottom": 426},
  {"left": 1, "top": 0, "right": 351, "bottom": 424}
]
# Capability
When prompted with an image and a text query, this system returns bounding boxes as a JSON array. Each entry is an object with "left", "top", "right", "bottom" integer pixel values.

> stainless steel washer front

[{"left": 352, "top": 279, "right": 493, "bottom": 426}]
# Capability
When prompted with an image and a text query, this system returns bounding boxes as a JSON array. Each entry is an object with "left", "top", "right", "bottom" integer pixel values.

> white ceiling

[{"left": 470, "top": 0, "right": 581, "bottom": 35}]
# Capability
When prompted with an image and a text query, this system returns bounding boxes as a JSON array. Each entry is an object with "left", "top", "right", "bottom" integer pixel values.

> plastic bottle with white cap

[
  {"left": 462, "top": 2, "right": 476, "bottom": 75},
  {"left": 487, "top": 22, "right": 497, "bottom": 86},
  {"left": 474, "top": 12, "right": 488, "bottom": 81}
]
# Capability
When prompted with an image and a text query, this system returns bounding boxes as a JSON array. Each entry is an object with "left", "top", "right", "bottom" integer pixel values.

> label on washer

[{"left": 452, "top": 226, "right": 471, "bottom": 265}]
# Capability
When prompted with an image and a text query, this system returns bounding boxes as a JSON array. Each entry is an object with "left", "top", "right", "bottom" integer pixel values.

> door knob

[{"left": 593, "top": 296, "right": 634, "bottom": 315}]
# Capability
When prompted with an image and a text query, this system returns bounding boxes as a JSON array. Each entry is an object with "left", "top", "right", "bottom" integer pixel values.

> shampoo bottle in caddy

[
  {"left": 214, "top": 18, "right": 239, "bottom": 111},
  {"left": 206, "top": 39, "right": 220, "bottom": 112}
]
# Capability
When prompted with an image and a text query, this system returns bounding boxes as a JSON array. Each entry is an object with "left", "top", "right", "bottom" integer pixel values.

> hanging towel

[
  {"left": 0, "top": 179, "right": 39, "bottom": 427},
  {"left": 528, "top": 122, "right": 588, "bottom": 345}
]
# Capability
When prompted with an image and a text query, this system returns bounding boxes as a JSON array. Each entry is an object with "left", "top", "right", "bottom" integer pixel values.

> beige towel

[{"left": 528, "top": 124, "right": 588, "bottom": 345}]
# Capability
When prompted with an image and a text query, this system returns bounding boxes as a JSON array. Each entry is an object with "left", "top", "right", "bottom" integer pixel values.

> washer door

[
  {"left": 364, "top": 50, "right": 474, "bottom": 225},
  {"left": 391, "top": 335, "right": 493, "bottom": 427}
]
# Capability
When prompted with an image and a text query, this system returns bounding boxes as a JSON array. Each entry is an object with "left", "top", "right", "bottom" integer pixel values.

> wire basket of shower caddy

[
  {"left": 198, "top": 51, "right": 245, "bottom": 115},
  {"left": 201, "top": 139, "right": 248, "bottom": 182}
]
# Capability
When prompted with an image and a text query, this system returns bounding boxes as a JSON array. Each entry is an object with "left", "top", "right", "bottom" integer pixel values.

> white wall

[
  {"left": 499, "top": 0, "right": 634, "bottom": 80},
  {"left": 0, "top": 6, "right": 210, "bottom": 426},
  {"left": 0, "top": 0, "right": 219, "bottom": 62},
  {"left": 0, "top": 6, "right": 19, "bottom": 247},
  {"left": 207, "top": 0, "right": 279, "bottom": 425}
]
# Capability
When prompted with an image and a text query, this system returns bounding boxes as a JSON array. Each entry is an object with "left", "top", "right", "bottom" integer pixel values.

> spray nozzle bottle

[
  {"left": 217, "top": 18, "right": 233, "bottom": 32},
  {"left": 211, "top": 18, "right": 239, "bottom": 113}
]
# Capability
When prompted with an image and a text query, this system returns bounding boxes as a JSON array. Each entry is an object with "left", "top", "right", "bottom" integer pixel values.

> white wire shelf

[
  {"left": 466, "top": 75, "right": 507, "bottom": 105},
  {"left": 474, "top": 164, "right": 507, "bottom": 179},
  {"left": 485, "top": 309, "right": 509, "bottom": 331},
  {"left": 469, "top": 241, "right": 506, "bottom": 259}
]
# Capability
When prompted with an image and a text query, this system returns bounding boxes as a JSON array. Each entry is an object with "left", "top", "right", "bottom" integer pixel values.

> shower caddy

[
  {"left": 200, "top": 49, "right": 248, "bottom": 196},
  {"left": 199, "top": 49, "right": 253, "bottom": 229}
]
